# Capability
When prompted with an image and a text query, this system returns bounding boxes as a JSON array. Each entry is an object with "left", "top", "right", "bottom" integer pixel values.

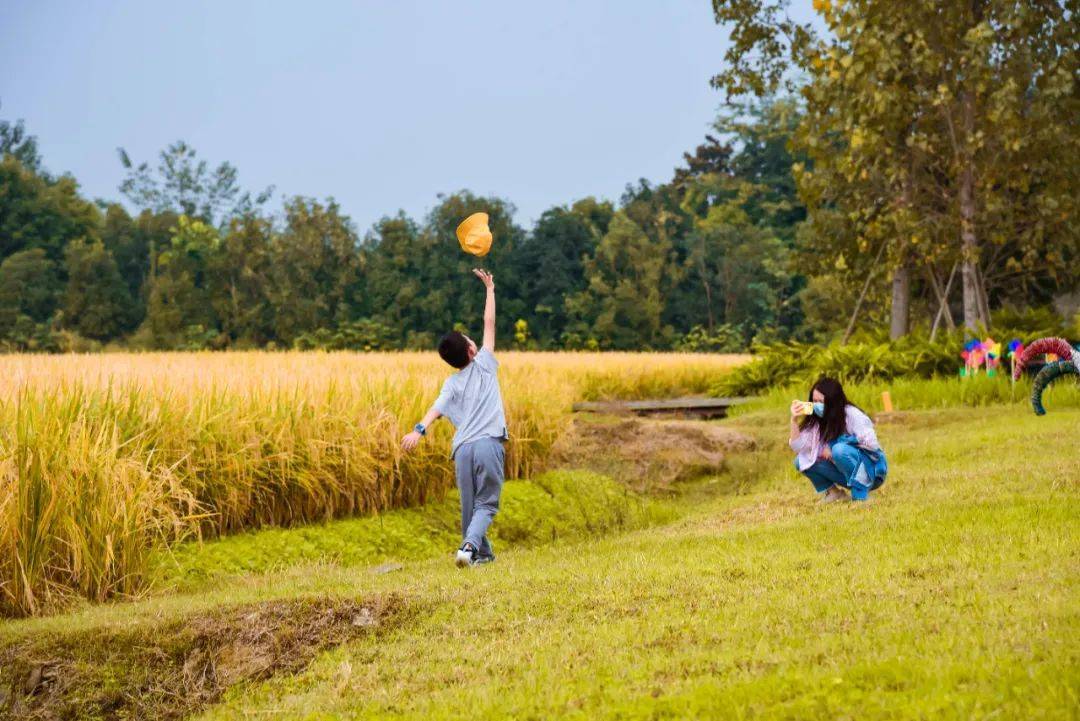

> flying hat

[{"left": 456, "top": 212, "right": 493, "bottom": 257}]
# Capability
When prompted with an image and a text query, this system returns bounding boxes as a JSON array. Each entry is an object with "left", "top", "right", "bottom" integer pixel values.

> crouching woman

[{"left": 789, "top": 377, "right": 888, "bottom": 503}]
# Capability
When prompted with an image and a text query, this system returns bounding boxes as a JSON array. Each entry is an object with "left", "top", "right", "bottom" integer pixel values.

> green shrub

[
  {"left": 717, "top": 321, "right": 1079, "bottom": 399},
  {"left": 674, "top": 324, "right": 745, "bottom": 353},
  {"left": 991, "top": 305, "right": 1068, "bottom": 340},
  {"left": 294, "top": 318, "right": 398, "bottom": 351},
  {"left": 715, "top": 338, "right": 966, "bottom": 397}
]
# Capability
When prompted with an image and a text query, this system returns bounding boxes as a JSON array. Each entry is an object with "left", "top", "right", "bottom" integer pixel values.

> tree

[
  {"left": 0, "top": 156, "right": 100, "bottom": 262},
  {"left": 209, "top": 213, "right": 276, "bottom": 346},
  {"left": 673, "top": 134, "right": 734, "bottom": 192},
  {"left": 566, "top": 211, "right": 676, "bottom": 350},
  {"left": 667, "top": 99, "right": 802, "bottom": 341},
  {"left": 361, "top": 213, "right": 426, "bottom": 346},
  {"left": 362, "top": 192, "right": 526, "bottom": 348},
  {"left": 62, "top": 238, "right": 133, "bottom": 340},
  {"left": 118, "top": 141, "right": 272, "bottom": 227},
  {"left": 142, "top": 215, "right": 220, "bottom": 347},
  {"left": 510, "top": 200, "right": 610, "bottom": 345},
  {"left": 715, "top": 98, "right": 806, "bottom": 239},
  {"left": 0, "top": 249, "right": 59, "bottom": 339},
  {"left": 0, "top": 110, "right": 43, "bottom": 172},
  {"left": 711, "top": 0, "right": 1080, "bottom": 334},
  {"left": 269, "top": 197, "right": 361, "bottom": 345},
  {"left": 421, "top": 192, "right": 527, "bottom": 342},
  {"left": 99, "top": 205, "right": 178, "bottom": 328}
]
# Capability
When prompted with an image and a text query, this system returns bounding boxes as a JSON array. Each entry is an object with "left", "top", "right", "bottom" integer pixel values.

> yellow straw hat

[{"left": 456, "top": 212, "right": 493, "bottom": 257}]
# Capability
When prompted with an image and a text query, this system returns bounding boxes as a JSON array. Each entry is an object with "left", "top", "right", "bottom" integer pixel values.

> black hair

[
  {"left": 438, "top": 331, "right": 471, "bottom": 369},
  {"left": 798, "top": 376, "right": 865, "bottom": 443}
]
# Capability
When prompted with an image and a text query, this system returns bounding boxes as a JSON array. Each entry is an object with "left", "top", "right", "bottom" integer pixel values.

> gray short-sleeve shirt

[{"left": 433, "top": 347, "right": 508, "bottom": 458}]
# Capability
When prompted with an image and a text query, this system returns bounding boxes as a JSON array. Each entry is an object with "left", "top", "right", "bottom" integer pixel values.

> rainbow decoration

[
  {"left": 1011, "top": 336, "right": 1080, "bottom": 416},
  {"left": 1031, "top": 361, "right": 1078, "bottom": 416},
  {"left": 1011, "top": 337, "right": 1079, "bottom": 380}
]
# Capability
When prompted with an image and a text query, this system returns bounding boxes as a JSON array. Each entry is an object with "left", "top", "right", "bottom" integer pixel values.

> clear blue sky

[{"left": 1, "top": 1, "right": 816, "bottom": 232}]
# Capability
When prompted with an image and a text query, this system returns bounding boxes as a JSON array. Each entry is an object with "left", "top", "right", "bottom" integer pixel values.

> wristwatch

[{"left": 414, "top": 423, "right": 426, "bottom": 436}]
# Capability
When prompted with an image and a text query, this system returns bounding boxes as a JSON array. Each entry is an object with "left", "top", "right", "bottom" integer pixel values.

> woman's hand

[
  {"left": 788, "top": 402, "right": 803, "bottom": 443},
  {"left": 401, "top": 431, "right": 422, "bottom": 452},
  {"left": 790, "top": 400, "right": 803, "bottom": 417},
  {"left": 820, "top": 445, "right": 833, "bottom": 461}
]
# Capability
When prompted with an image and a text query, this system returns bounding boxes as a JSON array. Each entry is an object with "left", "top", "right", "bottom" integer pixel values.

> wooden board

[{"left": 571, "top": 397, "right": 751, "bottom": 419}]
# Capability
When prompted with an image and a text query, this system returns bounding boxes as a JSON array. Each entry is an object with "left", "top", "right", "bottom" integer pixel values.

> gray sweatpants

[{"left": 453, "top": 436, "right": 505, "bottom": 557}]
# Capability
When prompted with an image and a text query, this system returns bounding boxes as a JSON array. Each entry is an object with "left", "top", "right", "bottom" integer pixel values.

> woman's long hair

[{"left": 798, "top": 377, "right": 863, "bottom": 443}]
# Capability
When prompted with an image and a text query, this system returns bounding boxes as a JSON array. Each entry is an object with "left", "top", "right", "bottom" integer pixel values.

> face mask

[{"left": 812, "top": 402, "right": 825, "bottom": 417}]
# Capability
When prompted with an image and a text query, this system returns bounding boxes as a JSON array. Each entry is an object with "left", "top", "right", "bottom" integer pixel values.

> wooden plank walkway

[{"left": 571, "top": 396, "right": 751, "bottom": 420}]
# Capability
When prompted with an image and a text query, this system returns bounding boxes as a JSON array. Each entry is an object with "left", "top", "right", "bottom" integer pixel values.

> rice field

[{"left": 0, "top": 351, "right": 747, "bottom": 617}]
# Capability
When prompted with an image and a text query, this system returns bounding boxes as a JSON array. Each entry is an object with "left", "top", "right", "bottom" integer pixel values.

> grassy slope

[{"left": 4, "top": 407, "right": 1078, "bottom": 720}]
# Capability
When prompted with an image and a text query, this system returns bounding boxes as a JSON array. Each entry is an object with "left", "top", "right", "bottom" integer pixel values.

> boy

[{"left": 401, "top": 268, "right": 508, "bottom": 567}]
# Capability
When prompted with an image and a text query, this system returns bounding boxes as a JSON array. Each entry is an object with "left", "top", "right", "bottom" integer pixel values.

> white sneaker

[
  {"left": 455, "top": 544, "right": 477, "bottom": 568},
  {"left": 820, "top": 486, "right": 848, "bottom": 504}
]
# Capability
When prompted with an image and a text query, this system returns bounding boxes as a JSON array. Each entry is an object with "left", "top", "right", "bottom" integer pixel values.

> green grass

[
  {"left": 2, "top": 405, "right": 1078, "bottom": 720},
  {"left": 154, "top": 470, "right": 674, "bottom": 590},
  {"left": 730, "top": 374, "right": 1080, "bottom": 416}
]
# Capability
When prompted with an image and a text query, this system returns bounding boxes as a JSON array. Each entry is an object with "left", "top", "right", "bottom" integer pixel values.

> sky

[{"left": 1, "top": 0, "right": 817, "bottom": 233}]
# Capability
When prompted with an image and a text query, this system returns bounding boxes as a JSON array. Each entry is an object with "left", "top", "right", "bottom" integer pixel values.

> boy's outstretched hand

[{"left": 472, "top": 268, "right": 494, "bottom": 289}]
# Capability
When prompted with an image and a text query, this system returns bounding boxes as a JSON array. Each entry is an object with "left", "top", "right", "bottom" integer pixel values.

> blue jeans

[{"left": 796, "top": 436, "right": 886, "bottom": 501}]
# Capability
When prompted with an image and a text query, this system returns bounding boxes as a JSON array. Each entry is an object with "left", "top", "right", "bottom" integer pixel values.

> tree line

[
  {"left": 0, "top": 101, "right": 815, "bottom": 352},
  {"left": 1, "top": 0, "right": 1076, "bottom": 353}
]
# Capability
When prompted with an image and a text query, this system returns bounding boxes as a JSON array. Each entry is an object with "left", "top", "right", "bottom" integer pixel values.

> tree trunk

[
  {"left": 891, "top": 139, "right": 917, "bottom": 342},
  {"left": 958, "top": 92, "right": 981, "bottom": 333},
  {"left": 890, "top": 264, "right": 911, "bottom": 340},
  {"left": 699, "top": 254, "right": 715, "bottom": 333},
  {"left": 975, "top": 263, "right": 992, "bottom": 330}
]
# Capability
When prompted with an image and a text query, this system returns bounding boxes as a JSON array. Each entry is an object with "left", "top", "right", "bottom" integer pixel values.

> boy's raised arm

[{"left": 473, "top": 268, "right": 495, "bottom": 351}]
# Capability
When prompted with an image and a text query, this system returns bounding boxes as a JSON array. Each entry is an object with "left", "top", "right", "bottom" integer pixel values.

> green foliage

[
  {"left": 0, "top": 316, "right": 60, "bottom": 353},
  {"left": 2, "top": 94, "right": 1072, "bottom": 353},
  {"left": 0, "top": 155, "right": 99, "bottom": 261},
  {"left": 62, "top": 238, "right": 134, "bottom": 340},
  {"left": 118, "top": 141, "right": 272, "bottom": 226},
  {"left": 294, "top": 318, "right": 397, "bottom": 351},
  {"left": 268, "top": 198, "right": 361, "bottom": 345},
  {"left": 511, "top": 201, "right": 609, "bottom": 345},
  {"left": 142, "top": 216, "right": 221, "bottom": 347},
  {"left": 990, "top": 305, "right": 1068, "bottom": 341},
  {"left": 0, "top": 110, "right": 42, "bottom": 172},
  {"left": 209, "top": 214, "right": 276, "bottom": 346},
  {"left": 665, "top": 98, "right": 804, "bottom": 343},
  {"left": 565, "top": 211, "right": 676, "bottom": 350},
  {"left": 674, "top": 324, "right": 744, "bottom": 353},
  {"left": 731, "top": 374, "right": 1080, "bottom": 415},
  {"left": 712, "top": 0, "right": 1080, "bottom": 334},
  {"left": 157, "top": 470, "right": 665, "bottom": 588},
  {"left": 0, "top": 249, "right": 59, "bottom": 334},
  {"left": 361, "top": 193, "right": 527, "bottom": 347},
  {"left": 715, "top": 338, "right": 960, "bottom": 396},
  {"left": 721, "top": 303, "right": 1075, "bottom": 399}
]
